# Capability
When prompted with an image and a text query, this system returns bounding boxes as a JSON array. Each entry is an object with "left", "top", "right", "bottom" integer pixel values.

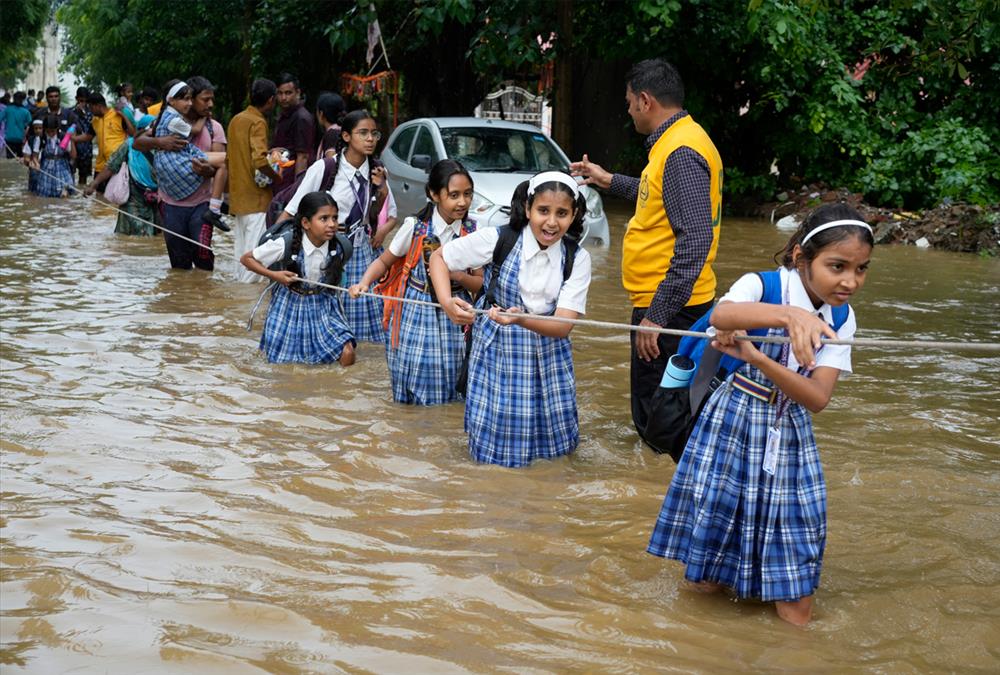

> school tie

[{"left": 347, "top": 171, "right": 367, "bottom": 230}]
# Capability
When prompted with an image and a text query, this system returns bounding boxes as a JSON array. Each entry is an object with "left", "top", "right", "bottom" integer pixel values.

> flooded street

[{"left": 1, "top": 160, "right": 999, "bottom": 672}]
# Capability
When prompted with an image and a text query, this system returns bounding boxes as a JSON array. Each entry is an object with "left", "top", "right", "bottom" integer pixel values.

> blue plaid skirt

[
  {"left": 35, "top": 157, "right": 73, "bottom": 197},
  {"left": 342, "top": 231, "right": 385, "bottom": 344},
  {"left": 647, "top": 334, "right": 826, "bottom": 602},
  {"left": 464, "top": 238, "right": 579, "bottom": 467},
  {"left": 385, "top": 263, "right": 469, "bottom": 405},
  {"left": 261, "top": 285, "right": 355, "bottom": 364}
]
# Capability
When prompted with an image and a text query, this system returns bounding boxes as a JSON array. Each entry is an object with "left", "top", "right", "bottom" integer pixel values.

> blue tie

[{"left": 347, "top": 171, "right": 367, "bottom": 231}]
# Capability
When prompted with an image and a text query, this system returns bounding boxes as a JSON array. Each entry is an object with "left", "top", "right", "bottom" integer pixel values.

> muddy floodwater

[{"left": 1, "top": 161, "right": 999, "bottom": 672}]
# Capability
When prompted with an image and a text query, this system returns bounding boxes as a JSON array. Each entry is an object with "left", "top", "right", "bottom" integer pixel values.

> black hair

[
  {"left": 43, "top": 114, "right": 60, "bottom": 131},
  {"left": 276, "top": 72, "right": 299, "bottom": 89},
  {"left": 35, "top": 90, "right": 44, "bottom": 102},
  {"left": 116, "top": 82, "right": 133, "bottom": 96},
  {"left": 250, "top": 78, "right": 277, "bottom": 107},
  {"left": 508, "top": 176, "right": 586, "bottom": 243},
  {"left": 416, "top": 159, "right": 474, "bottom": 222},
  {"left": 13, "top": 92, "right": 25, "bottom": 104},
  {"left": 87, "top": 92, "right": 106, "bottom": 106},
  {"left": 289, "top": 191, "right": 338, "bottom": 259},
  {"left": 27, "top": 89, "right": 35, "bottom": 97},
  {"left": 626, "top": 58, "right": 685, "bottom": 108},
  {"left": 0, "top": 93, "right": 9, "bottom": 104},
  {"left": 315, "top": 91, "right": 346, "bottom": 126},
  {"left": 187, "top": 76, "right": 214, "bottom": 98},
  {"left": 45, "top": 86, "right": 60, "bottom": 96},
  {"left": 775, "top": 203, "right": 875, "bottom": 269},
  {"left": 139, "top": 86, "right": 158, "bottom": 101},
  {"left": 154, "top": 79, "right": 190, "bottom": 131},
  {"left": 75, "top": 86, "right": 89, "bottom": 98},
  {"left": 334, "top": 109, "right": 375, "bottom": 156}
]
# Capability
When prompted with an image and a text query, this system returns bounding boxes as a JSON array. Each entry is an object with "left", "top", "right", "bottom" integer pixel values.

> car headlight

[
  {"left": 471, "top": 192, "right": 496, "bottom": 215},
  {"left": 583, "top": 187, "right": 603, "bottom": 218}
]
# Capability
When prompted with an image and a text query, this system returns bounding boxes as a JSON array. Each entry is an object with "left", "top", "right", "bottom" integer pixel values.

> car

[{"left": 381, "top": 117, "right": 610, "bottom": 247}]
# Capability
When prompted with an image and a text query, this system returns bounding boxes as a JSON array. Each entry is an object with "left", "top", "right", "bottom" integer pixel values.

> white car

[{"left": 381, "top": 117, "right": 610, "bottom": 246}]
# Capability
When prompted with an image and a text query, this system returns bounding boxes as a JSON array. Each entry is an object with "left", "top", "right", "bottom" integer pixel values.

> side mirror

[{"left": 411, "top": 154, "right": 432, "bottom": 172}]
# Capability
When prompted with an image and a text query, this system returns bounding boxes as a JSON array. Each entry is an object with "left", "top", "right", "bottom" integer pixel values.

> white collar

[
  {"left": 301, "top": 236, "right": 329, "bottom": 257},
  {"left": 339, "top": 154, "right": 368, "bottom": 177},
  {"left": 520, "top": 227, "right": 562, "bottom": 264},
  {"left": 432, "top": 208, "right": 462, "bottom": 238},
  {"left": 784, "top": 267, "right": 834, "bottom": 324}
]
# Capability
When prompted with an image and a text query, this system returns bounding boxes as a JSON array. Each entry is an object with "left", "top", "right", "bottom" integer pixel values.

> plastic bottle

[{"left": 659, "top": 354, "right": 696, "bottom": 388}]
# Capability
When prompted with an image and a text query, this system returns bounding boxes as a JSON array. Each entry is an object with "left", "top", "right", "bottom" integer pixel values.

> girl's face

[
  {"left": 302, "top": 205, "right": 339, "bottom": 247},
  {"left": 794, "top": 234, "right": 872, "bottom": 307},
  {"left": 342, "top": 118, "right": 379, "bottom": 157},
  {"left": 527, "top": 189, "right": 577, "bottom": 249},
  {"left": 431, "top": 174, "right": 473, "bottom": 224},
  {"left": 44, "top": 127, "right": 57, "bottom": 138},
  {"left": 122, "top": 85, "right": 133, "bottom": 98},
  {"left": 171, "top": 93, "right": 193, "bottom": 115}
]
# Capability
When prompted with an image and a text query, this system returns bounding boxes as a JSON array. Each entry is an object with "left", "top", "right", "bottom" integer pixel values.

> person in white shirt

[
  {"left": 240, "top": 191, "right": 356, "bottom": 366},
  {"left": 277, "top": 110, "right": 397, "bottom": 344},
  {"left": 647, "top": 203, "right": 874, "bottom": 627},
  {"left": 429, "top": 171, "right": 593, "bottom": 468},
  {"left": 349, "top": 159, "right": 482, "bottom": 405}
]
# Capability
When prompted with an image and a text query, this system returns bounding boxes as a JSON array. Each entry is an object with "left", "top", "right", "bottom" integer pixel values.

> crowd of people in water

[{"left": 2, "top": 60, "right": 878, "bottom": 626}]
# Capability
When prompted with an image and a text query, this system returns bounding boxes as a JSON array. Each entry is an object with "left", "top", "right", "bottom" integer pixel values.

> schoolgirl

[
  {"left": 34, "top": 114, "right": 75, "bottom": 198},
  {"left": 646, "top": 203, "right": 874, "bottom": 626},
  {"left": 152, "top": 80, "right": 226, "bottom": 203},
  {"left": 278, "top": 109, "right": 397, "bottom": 344},
  {"left": 240, "top": 191, "right": 356, "bottom": 366},
  {"left": 349, "top": 159, "right": 482, "bottom": 405},
  {"left": 429, "top": 172, "right": 592, "bottom": 467},
  {"left": 22, "top": 118, "right": 43, "bottom": 193}
]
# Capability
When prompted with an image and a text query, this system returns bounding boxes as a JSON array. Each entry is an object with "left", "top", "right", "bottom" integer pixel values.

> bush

[{"left": 858, "top": 118, "right": 1000, "bottom": 208}]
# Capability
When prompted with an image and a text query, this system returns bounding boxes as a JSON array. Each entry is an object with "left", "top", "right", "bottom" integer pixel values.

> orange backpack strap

[{"left": 374, "top": 220, "right": 428, "bottom": 348}]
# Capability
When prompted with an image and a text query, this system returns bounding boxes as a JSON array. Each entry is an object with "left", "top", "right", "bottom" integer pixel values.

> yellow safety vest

[{"left": 622, "top": 115, "right": 723, "bottom": 308}]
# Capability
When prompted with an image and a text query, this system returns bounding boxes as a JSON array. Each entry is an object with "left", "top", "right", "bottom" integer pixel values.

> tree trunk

[{"left": 553, "top": 0, "right": 573, "bottom": 150}]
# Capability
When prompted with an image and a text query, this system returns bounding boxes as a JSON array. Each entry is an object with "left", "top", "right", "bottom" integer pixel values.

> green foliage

[
  {"left": 0, "top": 0, "right": 50, "bottom": 87},
  {"left": 859, "top": 118, "right": 1000, "bottom": 207}
]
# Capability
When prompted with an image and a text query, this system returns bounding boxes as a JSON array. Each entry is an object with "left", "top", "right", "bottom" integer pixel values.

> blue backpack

[{"left": 644, "top": 269, "right": 850, "bottom": 462}]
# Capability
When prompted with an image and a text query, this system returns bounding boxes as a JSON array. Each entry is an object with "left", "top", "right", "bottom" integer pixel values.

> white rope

[{"left": 6, "top": 141, "right": 1000, "bottom": 354}]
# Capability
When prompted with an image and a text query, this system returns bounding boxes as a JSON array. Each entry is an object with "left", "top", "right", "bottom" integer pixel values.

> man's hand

[
  {"left": 156, "top": 136, "right": 188, "bottom": 152},
  {"left": 191, "top": 158, "right": 216, "bottom": 177},
  {"left": 635, "top": 317, "right": 662, "bottom": 362},
  {"left": 569, "top": 153, "right": 613, "bottom": 189}
]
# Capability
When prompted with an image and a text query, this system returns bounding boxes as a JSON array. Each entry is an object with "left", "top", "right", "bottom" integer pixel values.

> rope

[{"left": 5, "top": 139, "right": 1000, "bottom": 354}]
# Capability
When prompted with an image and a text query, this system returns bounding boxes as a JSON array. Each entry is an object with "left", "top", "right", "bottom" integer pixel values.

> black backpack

[
  {"left": 456, "top": 227, "right": 579, "bottom": 395},
  {"left": 257, "top": 219, "right": 354, "bottom": 289}
]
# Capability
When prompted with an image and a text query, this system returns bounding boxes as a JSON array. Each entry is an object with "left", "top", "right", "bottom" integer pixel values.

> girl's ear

[
  {"left": 341, "top": 129, "right": 351, "bottom": 144},
  {"left": 790, "top": 244, "right": 805, "bottom": 270},
  {"left": 429, "top": 190, "right": 442, "bottom": 205}
]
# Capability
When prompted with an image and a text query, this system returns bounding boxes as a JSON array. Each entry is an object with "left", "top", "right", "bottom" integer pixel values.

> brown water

[{"left": 1, "top": 161, "right": 999, "bottom": 673}]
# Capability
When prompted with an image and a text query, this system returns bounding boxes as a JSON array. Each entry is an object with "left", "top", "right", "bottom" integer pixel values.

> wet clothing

[
  {"left": 106, "top": 140, "right": 159, "bottom": 236},
  {"left": 34, "top": 137, "right": 74, "bottom": 198}
]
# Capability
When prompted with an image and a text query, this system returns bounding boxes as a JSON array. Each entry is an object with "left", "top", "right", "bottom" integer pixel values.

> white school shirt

[
  {"left": 388, "top": 208, "right": 465, "bottom": 257},
  {"left": 719, "top": 267, "right": 856, "bottom": 373},
  {"left": 442, "top": 227, "right": 592, "bottom": 315},
  {"left": 251, "top": 234, "right": 330, "bottom": 282},
  {"left": 282, "top": 156, "right": 397, "bottom": 225}
]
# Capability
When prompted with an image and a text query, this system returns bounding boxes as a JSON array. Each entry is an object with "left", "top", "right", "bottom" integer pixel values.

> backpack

[
  {"left": 264, "top": 156, "right": 385, "bottom": 230},
  {"left": 643, "top": 269, "right": 850, "bottom": 462},
  {"left": 456, "top": 226, "right": 580, "bottom": 395},
  {"left": 256, "top": 218, "right": 354, "bottom": 290}
]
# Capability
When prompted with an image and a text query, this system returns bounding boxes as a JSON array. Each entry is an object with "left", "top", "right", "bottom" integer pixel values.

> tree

[{"left": 0, "top": 0, "right": 50, "bottom": 88}]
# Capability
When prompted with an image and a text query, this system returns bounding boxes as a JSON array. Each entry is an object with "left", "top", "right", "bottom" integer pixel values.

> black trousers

[
  {"left": 160, "top": 201, "right": 215, "bottom": 270},
  {"left": 630, "top": 301, "right": 713, "bottom": 453}
]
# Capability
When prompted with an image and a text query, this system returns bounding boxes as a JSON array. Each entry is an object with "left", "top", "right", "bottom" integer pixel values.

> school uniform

[
  {"left": 442, "top": 228, "right": 592, "bottom": 467},
  {"left": 34, "top": 136, "right": 74, "bottom": 197},
  {"left": 384, "top": 210, "right": 476, "bottom": 405},
  {"left": 647, "top": 267, "right": 856, "bottom": 602},
  {"left": 284, "top": 155, "right": 398, "bottom": 344},
  {"left": 251, "top": 235, "right": 355, "bottom": 364}
]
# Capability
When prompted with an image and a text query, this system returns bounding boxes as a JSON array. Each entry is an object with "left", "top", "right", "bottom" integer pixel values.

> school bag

[
  {"left": 264, "top": 156, "right": 385, "bottom": 230},
  {"left": 456, "top": 226, "right": 580, "bottom": 395},
  {"left": 643, "top": 269, "right": 850, "bottom": 462},
  {"left": 256, "top": 218, "right": 354, "bottom": 290}
]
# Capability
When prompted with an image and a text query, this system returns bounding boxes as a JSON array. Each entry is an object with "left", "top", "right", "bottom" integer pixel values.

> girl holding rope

[
  {"left": 429, "top": 172, "right": 592, "bottom": 467},
  {"left": 646, "top": 203, "right": 874, "bottom": 626},
  {"left": 348, "top": 159, "right": 481, "bottom": 405}
]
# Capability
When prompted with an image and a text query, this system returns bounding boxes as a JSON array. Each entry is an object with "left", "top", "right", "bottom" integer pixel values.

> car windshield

[{"left": 439, "top": 127, "right": 569, "bottom": 173}]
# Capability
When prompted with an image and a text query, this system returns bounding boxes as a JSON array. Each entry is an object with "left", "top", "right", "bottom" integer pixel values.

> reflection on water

[{"left": 2, "top": 162, "right": 999, "bottom": 672}]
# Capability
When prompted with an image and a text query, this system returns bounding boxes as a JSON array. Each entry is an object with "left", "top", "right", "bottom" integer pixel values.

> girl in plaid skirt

[
  {"left": 349, "top": 159, "right": 481, "bottom": 405},
  {"left": 34, "top": 115, "right": 75, "bottom": 198},
  {"left": 240, "top": 191, "right": 356, "bottom": 366},
  {"left": 429, "top": 172, "right": 592, "bottom": 467},
  {"left": 647, "top": 204, "right": 874, "bottom": 625}
]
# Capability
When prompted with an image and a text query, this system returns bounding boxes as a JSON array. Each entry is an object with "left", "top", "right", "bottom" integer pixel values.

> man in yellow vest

[{"left": 571, "top": 59, "right": 723, "bottom": 456}]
